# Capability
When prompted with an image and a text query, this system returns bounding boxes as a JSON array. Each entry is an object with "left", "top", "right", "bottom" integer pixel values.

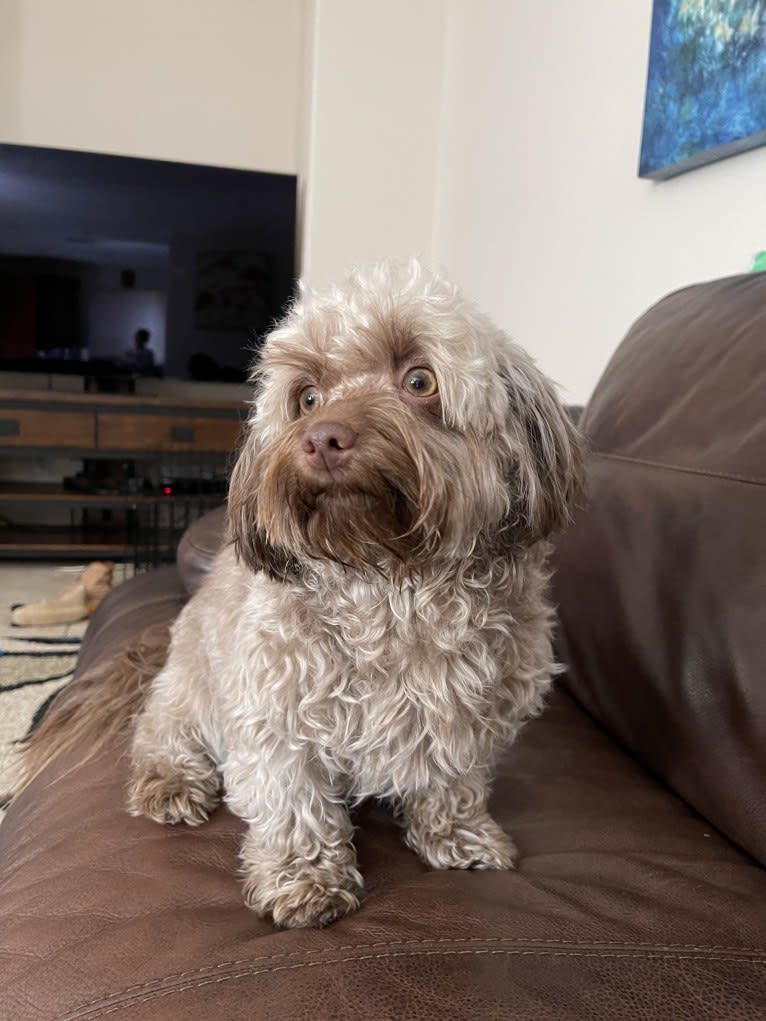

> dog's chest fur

[{"left": 203, "top": 550, "right": 552, "bottom": 801}]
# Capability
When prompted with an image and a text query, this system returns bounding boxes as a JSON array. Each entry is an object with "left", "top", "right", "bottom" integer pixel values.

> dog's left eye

[
  {"left": 402, "top": 367, "right": 438, "bottom": 398},
  {"left": 298, "top": 386, "right": 321, "bottom": 413}
]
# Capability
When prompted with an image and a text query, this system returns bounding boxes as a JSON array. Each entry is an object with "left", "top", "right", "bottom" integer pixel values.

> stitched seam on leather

[
  {"left": 58, "top": 939, "right": 766, "bottom": 1021},
  {"left": 60, "top": 935, "right": 766, "bottom": 1000},
  {"left": 58, "top": 948, "right": 766, "bottom": 1021},
  {"left": 594, "top": 451, "right": 766, "bottom": 487}
]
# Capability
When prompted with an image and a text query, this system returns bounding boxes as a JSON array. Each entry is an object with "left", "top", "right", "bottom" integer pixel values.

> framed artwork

[{"left": 639, "top": 0, "right": 766, "bottom": 179}]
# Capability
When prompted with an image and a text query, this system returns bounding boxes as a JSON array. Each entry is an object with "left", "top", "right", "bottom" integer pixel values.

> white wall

[
  {"left": 299, "top": 0, "right": 446, "bottom": 285},
  {"left": 0, "top": 0, "right": 305, "bottom": 173},
  {"left": 4, "top": 0, "right": 766, "bottom": 402},
  {"left": 433, "top": 0, "right": 766, "bottom": 403}
]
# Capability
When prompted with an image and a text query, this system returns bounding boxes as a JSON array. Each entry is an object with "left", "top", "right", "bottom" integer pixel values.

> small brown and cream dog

[{"left": 21, "top": 262, "right": 582, "bottom": 928}]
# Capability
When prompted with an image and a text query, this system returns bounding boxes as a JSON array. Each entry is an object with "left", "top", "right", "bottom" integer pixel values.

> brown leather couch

[{"left": 1, "top": 275, "right": 764, "bottom": 1020}]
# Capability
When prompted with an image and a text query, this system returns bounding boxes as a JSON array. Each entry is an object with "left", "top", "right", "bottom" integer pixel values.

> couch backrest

[{"left": 553, "top": 274, "right": 766, "bottom": 865}]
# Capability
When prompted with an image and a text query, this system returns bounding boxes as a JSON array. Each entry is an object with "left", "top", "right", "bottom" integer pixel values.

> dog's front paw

[
  {"left": 406, "top": 814, "right": 518, "bottom": 871},
  {"left": 127, "top": 759, "right": 220, "bottom": 826},
  {"left": 242, "top": 861, "right": 362, "bottom": 928},
  {"left": 261, "top": 880, "right": 360, "bottom": 929}
]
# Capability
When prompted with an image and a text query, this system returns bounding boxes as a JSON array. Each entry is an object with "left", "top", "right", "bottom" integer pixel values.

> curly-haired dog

[{"left": 20, "top": 262, "right": 582, "bottom": 929}]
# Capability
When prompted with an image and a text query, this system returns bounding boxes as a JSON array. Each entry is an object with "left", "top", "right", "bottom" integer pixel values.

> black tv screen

[{"left": 0, "top": 144, "right": 297, "bottom": 383}]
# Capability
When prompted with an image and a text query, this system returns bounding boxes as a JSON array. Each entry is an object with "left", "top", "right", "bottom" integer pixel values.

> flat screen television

[{"left": 0, "top": 143, "right": 297, "bottom": 385}]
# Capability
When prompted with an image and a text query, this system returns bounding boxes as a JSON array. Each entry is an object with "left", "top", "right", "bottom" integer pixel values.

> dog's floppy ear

[
  {"left": 227, "top": 425, "right": 298, "bottom": 582},
  {"left": 502, "top": 352, "right": 584, "bottom": 544}
]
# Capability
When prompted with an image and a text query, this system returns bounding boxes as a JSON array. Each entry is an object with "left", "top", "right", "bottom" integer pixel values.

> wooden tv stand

[{"left": 0, "top": 389, "right": 246, "bottom": 563}]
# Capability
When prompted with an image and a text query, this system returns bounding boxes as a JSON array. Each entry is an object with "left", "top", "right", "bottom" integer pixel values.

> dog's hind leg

[{"left": 126, "top": 658, "right": 221, "bottom": 827}]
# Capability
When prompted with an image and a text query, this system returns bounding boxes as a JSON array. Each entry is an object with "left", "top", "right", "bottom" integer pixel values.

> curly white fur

[{"left": 126, "top": 260, "right": 582, "bottom": 928}]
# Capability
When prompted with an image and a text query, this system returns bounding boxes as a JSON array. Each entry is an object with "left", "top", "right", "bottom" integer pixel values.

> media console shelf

[{"left": 0, "top": 389, "right": 246, "bottom": 565}]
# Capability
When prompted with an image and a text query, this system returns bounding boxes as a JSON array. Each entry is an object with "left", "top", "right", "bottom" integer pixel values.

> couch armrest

[{"left": 176, "top": 506, "right": 227, "bottom": 595}]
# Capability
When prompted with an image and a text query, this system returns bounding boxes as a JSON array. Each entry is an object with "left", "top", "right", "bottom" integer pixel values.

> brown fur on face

[
  {"left": 230, "top": 389, "right": 488, "bottom": 577},
  {"left": 228, "top": 331, "right": 583, "bottom": 579}
]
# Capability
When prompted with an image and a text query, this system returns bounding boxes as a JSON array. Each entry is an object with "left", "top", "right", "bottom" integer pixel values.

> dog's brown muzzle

[{"left": 301, "top": 420, "right": 358, "bottom": 474}]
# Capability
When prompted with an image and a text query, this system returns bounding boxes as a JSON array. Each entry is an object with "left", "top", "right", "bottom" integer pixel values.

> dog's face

[{"left": 228, "top": 263, "right": 583, "bottom": 578}]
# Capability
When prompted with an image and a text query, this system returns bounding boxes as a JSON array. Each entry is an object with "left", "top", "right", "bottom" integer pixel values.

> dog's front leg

[
  {"left": 401, "top": 773, "right": 517, "bottom": 871},
  {"left": 127, "top": 666, "right": 221, "bottom": 827},
  {"left": 225, "top": 755, "right": 362, "bottom": 928}
]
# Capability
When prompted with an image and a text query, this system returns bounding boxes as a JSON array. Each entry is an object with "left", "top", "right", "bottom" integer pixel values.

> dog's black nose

[{"left": 302, "top": 421, "right": 357, "bottom": 471}]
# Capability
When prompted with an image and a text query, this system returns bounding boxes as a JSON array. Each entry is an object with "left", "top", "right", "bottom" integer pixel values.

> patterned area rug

[
  {"left": 0, "top": 563, "right": 136, "bottom": 821},
  {"left": 0, "top": 634, "right": 82, "bottom": 818}
]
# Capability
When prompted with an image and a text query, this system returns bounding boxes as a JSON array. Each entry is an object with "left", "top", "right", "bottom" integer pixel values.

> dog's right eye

[
  {"left": 402, "top": 367, "right": 438, "bottom": 398},
  {"left": 298, "top": 386, "right": 321, "bottom": 414}
]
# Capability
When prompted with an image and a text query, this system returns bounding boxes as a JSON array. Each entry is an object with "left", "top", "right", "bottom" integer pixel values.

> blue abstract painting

[{"left": 639, "top": 0, "right": 766, "bottom": 179}]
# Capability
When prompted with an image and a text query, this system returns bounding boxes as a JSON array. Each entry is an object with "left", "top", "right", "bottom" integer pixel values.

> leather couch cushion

[
  {"left": 2, "top": 684, "right": 764, "bottom": 1020},
  {"left": 176, "top": 505, "right": 227, "bottom": 595},
  {"left": 73, "top": 567, "right": 187, "bottom": 678},
  {"left": 553, "top": 275, "right": 766, "bottom": 864}
]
